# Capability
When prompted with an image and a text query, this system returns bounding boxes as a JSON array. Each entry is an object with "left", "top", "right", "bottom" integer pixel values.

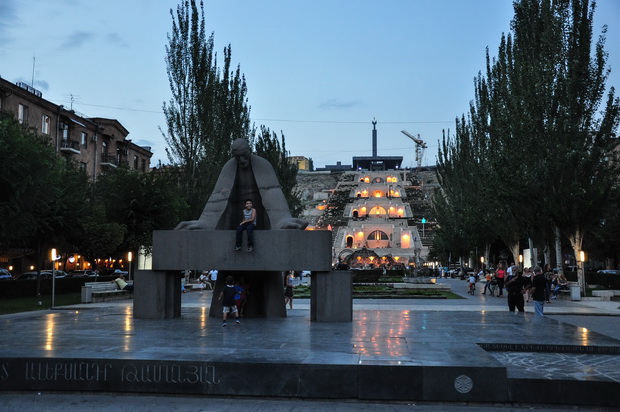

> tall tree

[
  {"left": 508, "top": 0, "right": 619, "bottom": 291},
  {"left": 254, "top": 126, "right": 304, "bottom": 217},
  {"left": 162, "top": 0, "right": 251, "bottom": 218}
]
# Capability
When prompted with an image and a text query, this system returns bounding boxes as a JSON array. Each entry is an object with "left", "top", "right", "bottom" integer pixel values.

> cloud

[
  {"left": 60, "top": 30, "right": 95, "bottom": 50},
  {"left": 106, "top": 32, "right": 129, "bottom": 48},
  {"left": 319, "top": 98, "right": 363, "bottom": 109},
  {"left": 0, "top": 0, "right": 18, "bottom": 43},
  {"left": 34, "top": 79, "right": 49, "bottom": 91}
]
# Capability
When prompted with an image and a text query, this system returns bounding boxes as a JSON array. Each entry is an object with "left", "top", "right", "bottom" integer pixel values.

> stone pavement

[{"left": 0, "top": 277, "right": 619, "bottom": 408}]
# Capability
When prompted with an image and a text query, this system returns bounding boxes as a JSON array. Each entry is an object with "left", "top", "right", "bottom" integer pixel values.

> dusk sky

[{"left": 1, "top": 0, "right": 618, "bottom": 168}]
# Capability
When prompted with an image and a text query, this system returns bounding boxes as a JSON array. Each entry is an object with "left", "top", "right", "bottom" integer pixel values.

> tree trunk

[
  {"left": 527, "top": 237, "right": 537, "bottom": 268},
  {"left": 554, "top": 226, "right": 563, "bottom": 274},
  {"left": 508, "top": 241, "right": 519, "bottom": 267},
  {"left": 543, "top": 244, "right": 551, "bottom": 270}
]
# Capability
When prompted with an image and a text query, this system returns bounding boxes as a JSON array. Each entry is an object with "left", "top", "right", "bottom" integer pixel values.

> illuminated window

[{"left": 367, "top": 230, "right": 388, "bottom": 241}]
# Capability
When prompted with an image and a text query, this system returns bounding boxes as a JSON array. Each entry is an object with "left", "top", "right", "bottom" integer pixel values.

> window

[
  {"left": 367, "top": 230, "right": 388, "bottom": 241},
  {"left": 42, "top": 115, "right": 51, "bottom": 134},
  {"left": 81, "top": 132, "right": 87, "bottom": 147},
  {"left": 141, "top": 158, "right": 146, "bottom": 172},
  {"left": 60, "top": 123, "right": 69, "bottom": 140},
  {"left": 18, "top": 104, "right": 29, "bottom": 124},
  {"left": 133, "top": 155, "right": 139, "bottom": 169}
]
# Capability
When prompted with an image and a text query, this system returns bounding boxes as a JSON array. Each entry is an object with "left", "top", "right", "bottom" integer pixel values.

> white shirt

[{"left": 209, "top": 270, "right": 218, "bottom": 281}]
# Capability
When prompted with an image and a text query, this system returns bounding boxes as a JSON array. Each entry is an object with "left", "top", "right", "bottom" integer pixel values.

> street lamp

[
  {"left": 578, "top": 250, "right": 586, "bottom": 296},
  {"left": 51, "top": 248, "right": 58, "bottom": 308},
  {"left": 518, "top": 254, "right": 523, "bottom": 269},
  {"left": 480, "top": 256, "right": 485, "bottom": 270},
  {"left": 128, "top": 251, "right": 133, "bottom": 281}
]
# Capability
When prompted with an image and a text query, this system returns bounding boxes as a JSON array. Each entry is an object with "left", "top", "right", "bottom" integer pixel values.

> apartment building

[{"left": 0, "top": 76, "right": 152, "bottom": 180}]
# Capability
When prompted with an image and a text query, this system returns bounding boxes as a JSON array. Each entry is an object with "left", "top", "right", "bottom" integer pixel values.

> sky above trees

[{"left": 1, "top": 0, "right": 618, "bottom": 168}]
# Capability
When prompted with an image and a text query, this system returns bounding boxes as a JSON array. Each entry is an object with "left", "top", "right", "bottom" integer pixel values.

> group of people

[
  {"left": 469, "top": 261, "right": 570, "bottom": 316},
  {"left": 198, "top": 269, "right": 218, "bottom": 290},
  {"left": 218, "top": 275, "right": 250, "bottom": 326}
]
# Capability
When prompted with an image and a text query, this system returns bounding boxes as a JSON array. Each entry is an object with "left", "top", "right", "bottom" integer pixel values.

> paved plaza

[{"left": 1, "top": 277, "right": 619, "bottom": 409}]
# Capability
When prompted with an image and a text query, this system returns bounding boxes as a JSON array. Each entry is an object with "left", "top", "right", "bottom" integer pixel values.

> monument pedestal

[
  {"left": 134, "top": 230, "right": 348, "bottom": 321},
  {"left": 311, "top": 271, "right": 352, "bottom": 322},
  {"left": 133, "top": 270, "right": 181, "bottom": 319}
]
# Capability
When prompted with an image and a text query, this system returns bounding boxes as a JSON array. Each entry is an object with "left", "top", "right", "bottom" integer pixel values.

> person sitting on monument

[
  {"left": 235, "top": 199, "right": 256, "bottom": 252},
  {"left": 174, "top": 138, "right": 307, "bottom": 233}
]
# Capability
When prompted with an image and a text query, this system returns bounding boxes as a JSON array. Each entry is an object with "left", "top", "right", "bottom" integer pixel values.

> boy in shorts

[{"left": 218, "top": 275, "right": 241, "bottom": 326}]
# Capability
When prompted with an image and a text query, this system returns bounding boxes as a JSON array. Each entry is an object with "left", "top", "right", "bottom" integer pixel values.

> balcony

[
  {"left": 60, "top": 139, "right": 80, "bottom": 154},
  {"left": 101, "top": 154, "right": 119, "bottom": 168}
]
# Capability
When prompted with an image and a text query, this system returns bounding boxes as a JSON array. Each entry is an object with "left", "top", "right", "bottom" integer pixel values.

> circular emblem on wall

[{"left": 454, "top": 374, "right": 473, "bottom": 393}]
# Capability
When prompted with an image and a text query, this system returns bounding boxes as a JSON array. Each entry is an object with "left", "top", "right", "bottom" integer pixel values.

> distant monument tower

[
  {"left": 372, "top": 118, "right": 378, "bottom": 157},
  {"left": 352, "top": 119, "right": 403, "bottom": 170}
]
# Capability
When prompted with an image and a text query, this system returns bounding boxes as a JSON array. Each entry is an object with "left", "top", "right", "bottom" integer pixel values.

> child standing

[{"left": 219, "top": 276, "right": 240, "bottom": 326}]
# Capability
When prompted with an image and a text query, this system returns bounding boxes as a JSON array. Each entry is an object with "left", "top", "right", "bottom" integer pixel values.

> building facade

[{"left": 0, "top": 77, "right": 152, "bottom": 180}]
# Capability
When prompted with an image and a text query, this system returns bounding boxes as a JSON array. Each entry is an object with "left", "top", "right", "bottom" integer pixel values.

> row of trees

[
  {"left": 0, "top": 113, "right": 186, "bottom": 272},
  {"left": 432, "top": 0, "right": 620, "bottom": 290}
]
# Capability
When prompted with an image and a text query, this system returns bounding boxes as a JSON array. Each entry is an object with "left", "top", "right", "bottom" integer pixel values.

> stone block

[
  {"left": 133, "top": 270, "right": 181, "bottom": 319},
  {"left": 358, "top": 364, "right": 423, "bottom": 400},
  {"left": 311, "top": 271, "right": 352, "bottom": 322},
  {"left": 152, "top": 230, "right": 332, "bottom": 272}
]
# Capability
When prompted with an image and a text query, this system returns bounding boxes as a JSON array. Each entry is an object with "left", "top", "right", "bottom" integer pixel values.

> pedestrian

[
  {"left": 209, "top": 269, "right": 218, "bottom": 289},
  {"left": 218, "top": 276, "right": 240, "bottom": 326},
  {"left": 530, "top": 266, "right": 547, "bottom": 316},
  {"left": 235, "top": 199, "right": 256, "bottom": 252},
  {"left": 495, "top": 261, "right": 507, "bottom": 297},
  {"left": 482, "top": 270, "right": 493, "bottom": 295},
  {"left": 237, "top": 276, "right": 249, "bottom": 317},
  {"left": 544, "top": 264, "right": 553, "bottom": 303},
  {"left": 504, "top": 266, "right": 528, "bottom": 312},
  {"left": 284, "top": 271, "right": 295, "bottom": 309},
  {"left": 523, "top": 267, "right": 533, "bottom": 302}
]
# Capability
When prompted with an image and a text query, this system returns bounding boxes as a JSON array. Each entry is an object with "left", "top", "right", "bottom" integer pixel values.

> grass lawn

[
  {"left": 0, "top": 293, "right": 81, "bottom": 315},
  {"left": 293, "top": 284, "right": 462, "bottom": 299}
]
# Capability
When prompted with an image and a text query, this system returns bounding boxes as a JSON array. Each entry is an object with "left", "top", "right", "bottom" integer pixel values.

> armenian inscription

[{"left": 0, "top": 359, "right": 220, "bottom": 392}]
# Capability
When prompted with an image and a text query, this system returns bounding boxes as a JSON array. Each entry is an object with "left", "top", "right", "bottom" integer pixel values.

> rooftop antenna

[
  {"left": 31, "top": 55, "right": 35, "bottom": 87},
  {"left": 401, "top": 130, "right": 427, "bottom": 172}
]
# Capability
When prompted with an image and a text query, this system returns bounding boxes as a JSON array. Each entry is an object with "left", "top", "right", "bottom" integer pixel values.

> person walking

[
  {"left": 218, "top": 276, "right": 241, "bottom": 326},
  {"left": 495, "top": 262, "right": 507, "bottom": 297},
  {"left": 504, "top": 266, "right": 528, "bottom": 312},
  {"left": 284, "top": 271, "right": 295, "bottom": 309},
  {"left": 530, "top": 266, "right": 547, "bottom": 316}
]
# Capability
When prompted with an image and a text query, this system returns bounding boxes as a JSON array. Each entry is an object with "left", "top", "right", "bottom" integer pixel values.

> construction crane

[{"left": 401, "top": 130, "right": 427, "bottom": 171}]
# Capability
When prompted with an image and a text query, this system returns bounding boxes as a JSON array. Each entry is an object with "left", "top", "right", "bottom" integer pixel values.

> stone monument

[{"left": 134, "top": 139, "right": 351, "bottom": 321}]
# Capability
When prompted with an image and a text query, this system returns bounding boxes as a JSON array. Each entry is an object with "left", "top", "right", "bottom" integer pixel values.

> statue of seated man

[{"left": 175, "top": 138, "right": 308, "bottom": 232}]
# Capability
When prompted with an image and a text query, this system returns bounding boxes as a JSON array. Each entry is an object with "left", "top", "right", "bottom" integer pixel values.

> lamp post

[
  {"left": 128, "top": 251, "right": 133, "bottom": 281},
  {"left": 578, "top": 250, "right": 586, "bottom": 296},
  {"left": 480, "top": 256, "right": 485, "bottom": 270},
  {"left": 51, "top": 248, "right": 57, "bottom": 308},
  {"left": 518, "top": 254, "right": 523, "bottom": 270}
]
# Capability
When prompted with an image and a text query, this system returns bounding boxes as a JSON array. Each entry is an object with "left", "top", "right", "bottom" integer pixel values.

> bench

[
  {"left": 591, "top": 290, "right": 620, "bottom": 301},
  {"left": 84, "top": 281, "right": 129, "bottom": 301}
]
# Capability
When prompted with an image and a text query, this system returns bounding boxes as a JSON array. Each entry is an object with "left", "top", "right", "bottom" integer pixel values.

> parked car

[
  {"left": 597, "top": 269, "right": 620, "bottom": 275},
  {"left": 67, "top": 270, "right": 98, "bottom": 278},
  {"left": 14, "top": 271, "right": 53, "bottom": 280},
  {"left": 0, "top": 268, "right": 13, "bottom": 280}
]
